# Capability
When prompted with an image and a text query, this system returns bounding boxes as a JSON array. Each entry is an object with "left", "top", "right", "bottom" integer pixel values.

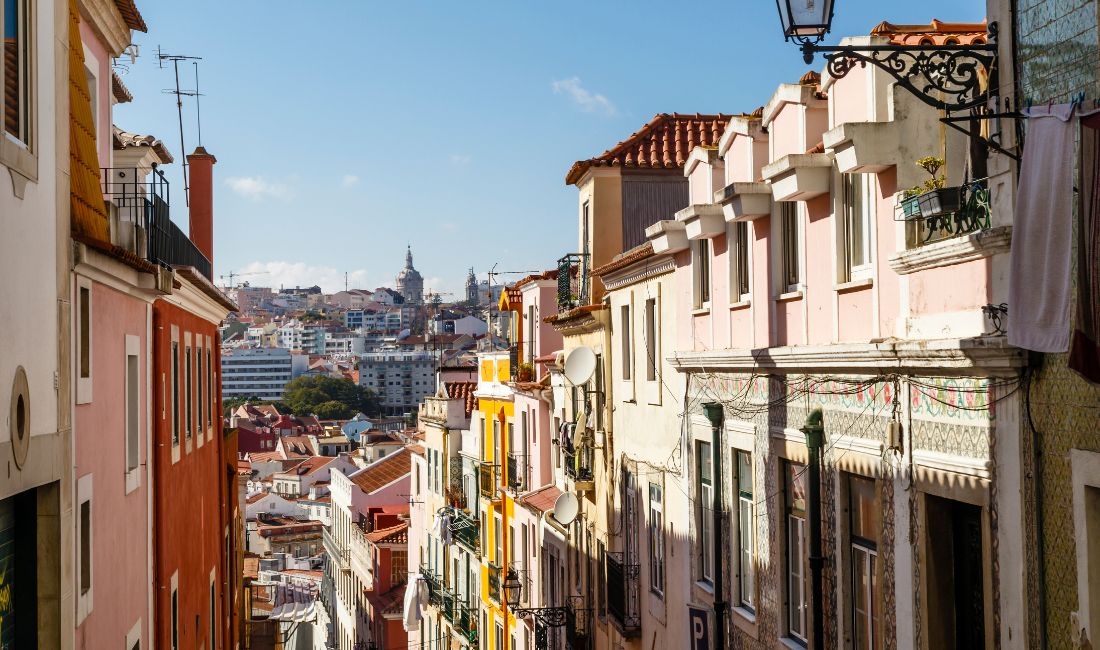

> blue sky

[{"left": 114, "top": 0, "right": 984, "bottom": 296}]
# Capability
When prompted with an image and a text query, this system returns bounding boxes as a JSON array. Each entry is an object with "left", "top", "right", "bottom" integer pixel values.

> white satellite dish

[
  {"left": 552, "top": 492, "right": 580, "bottom": 526},
  {"left": 563, "top": 346, "right": 596, "bottom": 385}
]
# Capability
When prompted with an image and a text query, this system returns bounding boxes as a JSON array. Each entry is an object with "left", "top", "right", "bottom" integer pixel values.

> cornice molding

[
  {"left": 889, "top": 226, "right": 1012, "bottom": 275},
  {"left": 79, "top": 0, "right": 130, "bottom": 56},
  {"left": 601, "top": 257, "right": 675, "bottom": 292}
]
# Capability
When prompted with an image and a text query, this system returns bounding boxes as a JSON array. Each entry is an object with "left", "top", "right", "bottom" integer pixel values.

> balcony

[
  {"left": 453, "top": 603, "right": 478, "bottom": 645},
  {"left": 563, "top": 446, "right": 594, "bottom": 490},
  {"left": 644, "top": 220, "right": 689, "bottom": 255},
  {"left": 421, "top": 563, "right": 442, "bottom": 606},
  {"left": 762, "top": 153, "right": 832, "bottom": 202},
  {"left": 100, "top": 167, "right": 212, "bottom": 280},
  {"left": 487, "top": 563, "right": 502, "bottom": 604},
  {"left": 675, "top": 203, "right": 725, "bottom": 240},
  {"left": 716, "top": 181, "right": 772, "bottom": 222},
  {"left": 903, "top": 178, "right": 993, "bottom": 248},
  {"left": 507, "top": 453, "right": 527, "bottom": 493},
  {"left": 557, "top": 253, "right": 589, "bottom": 310},
  {"left": 451, "top": 509, "right": 480, "bottom": 556},
  {"left": 823, "top": 121, "right": 898, "bottom": 175},
  {"left": 322, "top": 528, "right": 349, "bottom": 573},
  {"left": 479, "top": 463, "right": 499, "bottom": 500},
  {"left": 606, "top": 552, "right": 641, "bottom": 636}
]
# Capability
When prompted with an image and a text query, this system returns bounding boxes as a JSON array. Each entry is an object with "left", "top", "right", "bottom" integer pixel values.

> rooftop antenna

[{"left": 157, "top": 46, "right": 203, "bottom": 207}]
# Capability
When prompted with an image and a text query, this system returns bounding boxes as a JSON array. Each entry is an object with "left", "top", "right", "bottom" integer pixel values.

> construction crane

[{"left": 219, "top": 270, "right": 269, "bottom": 289}]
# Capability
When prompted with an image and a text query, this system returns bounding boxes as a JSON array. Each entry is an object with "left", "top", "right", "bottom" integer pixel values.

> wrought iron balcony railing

[
  {"left": 451, "top": 509, "right": 480, "bottom": 556},
  {"left": 557, "top": 253, "right": 589, "bottom": 310},
  {"left": 563, "top": 446, "right": 594, "bottom": 483},
  {"left": 100, "top": 167, "right": 212, "bottom": 280},
  {"left": 479, "top": 463, "right": 499, "bottom": 499},
  {"left": 454, "top": 604, "right": 478, "bottom": 645},
  {"left": 606, "top": 552, "right": 641, "bottom": 636},
  {"left": 898, "top": 177, "right": 993, "bottom": 249},
  {"left": 507, "top": 453, "right": 527, "bottom": 493}
]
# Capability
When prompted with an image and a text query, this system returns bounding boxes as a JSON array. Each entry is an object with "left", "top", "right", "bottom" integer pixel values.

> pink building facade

[{"left": 640, "top": 24, "right": 1024, "bottom": 650}]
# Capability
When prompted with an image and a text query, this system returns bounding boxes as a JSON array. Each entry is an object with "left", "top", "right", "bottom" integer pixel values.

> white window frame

[
  {"left": 206, "top": 337, "right": 214, "bottom": 441},
  {"left": 692, "top": 238, "right": 712, "bottom": 309},
  {"left": 785, "top": 461, "right": 809, "bottom": 644},
  {"left": 170, "top": 572, "right": 179, "bottom": 650},
  {"left": 734, "top": 448, "right": 755, "bottom": 615},
  {"left": 210, "top": 567, "right": 218, "bottom": 649},
  {"left": 77, "top": 473, "right": 94, "bottom": 623},
  {"left": 196, "top": 341, "right": 204, "bottom": 449},
  {"left": 125, "top": 334, "right": 141, "bottom": 494},
  {"left": 728, "top": 220, "right": 751, "bottom": 303},
  {"left": 170, "top": 326, "right": 180, "bottom": 464},
  {"left": 643, "top": 293, "right": 661, "bottom": 406},
  {"left": 842, "top": 173, "right": 874, "bottom": 282},
  {"left": 184, "top": 332, "right": 193, "bottom": 452},
  {"left": 695, "top": 439, "right": 714, "bottom": 587},
  {"left": 76, "top": 276, "right": 93, "bottom": 403},
  {"left": 620, "top": 303, "right": 632, "bottom": 382},
  {"left": 1, "top": 0, "right": 37, "bottom": 166},
  {"left": 780, "top": 202, "right": 803, "bottom": 294},
  {"left": 648, "top": 481, "right": 664, "bottom": 598},
  {"left": 125, "top": 618, "right": 142, "bottom": 650},
  {"left": 1070, "top": 449, "right": 1100, "bottom": 642}
]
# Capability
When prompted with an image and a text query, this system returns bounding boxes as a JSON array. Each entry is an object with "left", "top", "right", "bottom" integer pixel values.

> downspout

[
  {"left": 702, "top": 403, "right": 726, "bottom": 650},
  {"left": 801, "top": 409, "right": 825, "bottom": 650}
]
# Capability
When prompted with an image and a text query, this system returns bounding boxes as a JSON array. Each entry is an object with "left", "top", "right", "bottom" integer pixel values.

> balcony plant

[
  {"left": 902, "top": 156, "right": 963, "bottom": 219},
  {"left": 516, "top": 362, "right": 534, "bottom": 382}
]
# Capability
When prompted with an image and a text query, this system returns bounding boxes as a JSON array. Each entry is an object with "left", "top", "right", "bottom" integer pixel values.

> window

[
  {"left": 729, "top": 221, "right": 750, "bottom": 301},
  {"left": 76, "top": 472, "right": 94, "bottom": 621},
  {"left": 923, "top": 494, "right": 985, "bottom": 648},
  {"left": 126, "top": 338, "right": 140, "bottom": 474},
  {"left": 735, "top": 451, "right": 754, "bottom": 611},
  {"left": 695, "top": 440, "right": 714, "bottom": 584},
  {"left": 526, "top": 304, "right": 535, "bottom": 363},
  {"left": 197, "top": 345, "right": 204, "bottom": 435},
  {"left": 492, "top": 419, "right": 500, "bottom": 463},
  {"left": 185, "top": 343, "right": 193, "bottom": 443},
  {"left": 644, "top": 298, "right": 657, "bottom": 381},
  {"left": 171, "top": 577, "right": 179, "bottom": 650},
  {"left": 494, "top": 512, "right": 503, "bottom": 566},
  {"left": 210, "top": 572, "right": 217, "bottom": 649},
  {"left": 79, "top": 498, "right": 91, "bottom": 593},
  {"left": 171, "top": 340, "right": 180, "bottom": 445},
  {"left": 843, "top": 174, "right": 872, "bottom": 280},
  {"left": 693, "top": 239, "right": 711, "bottom": 307},
  {"left": 79, "top": 286, "right": 91, "bottom": 378},
  {"left": 785, "top": 461, "right": 809, "bottom": 643},
  {"left": 848, "top": 475, "right": 879, "bottom": 650},
  {"left": 3, "top": 0, "right": 30, "bottom": 144},
  {"left": 781, "top": 202, "right": 801, "bottom": 291},
  {"left": 649, "top": 482, "right": 664, "bottom": 596},
  {"left": 620, "top": 304, "right": 632, "bottom": 380},
  {"left": 206, "top": 347, "right": 213, "bottom": 431}
]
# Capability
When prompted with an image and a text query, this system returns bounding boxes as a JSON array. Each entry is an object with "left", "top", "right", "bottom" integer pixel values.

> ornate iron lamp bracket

[
  {"left": 797, "top": 23, "right": 999, "bottom": 113},
  {"left": 512, "top": 605, "right": 570, "bottom": 628}
]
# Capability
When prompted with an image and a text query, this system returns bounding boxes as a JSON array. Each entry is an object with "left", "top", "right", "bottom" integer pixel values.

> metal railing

[
  {"left": 100, "top": 166, "right": 212, "bottom": 280},
  {"left": 563, "top": 446, "right": 594, "bottom": 483},
  {"left": 322, "top": 528, "right": 349, "bottom": 572},
  {"left": 557, "top": 253, "right": 589, "bottom": 310},
  {"left": 454, "top": 604, "right": 478, "bottom": 645},
  {"left": 606, "top": 552, "right": 641, "bottom": 635},
  {"left": 479, "top": 463, "right": 499, "bottom": 499},
  {"left": 507, "top": 453, "right": 527, "bottom": 492},
  {"left": 451, "top": 509, "right": 480, "bottom": 555},
  {"left": 898, "top": 178, "right": 992, "bottom": 249}
]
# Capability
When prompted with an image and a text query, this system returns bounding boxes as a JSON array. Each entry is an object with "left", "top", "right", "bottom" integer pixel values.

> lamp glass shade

[
  {"left": 503, "top": 570, "right": 523, "bottom": 608},
  {"left": 776, "top": 0, "right": 835, "bottom": 39}
]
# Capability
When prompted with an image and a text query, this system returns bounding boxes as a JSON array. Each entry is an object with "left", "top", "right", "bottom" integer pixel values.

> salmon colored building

[{"left": 150, "top": 149, "right": 239, "bottom": 650}]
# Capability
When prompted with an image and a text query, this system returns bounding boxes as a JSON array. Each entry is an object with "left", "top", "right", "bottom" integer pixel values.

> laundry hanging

[{"left": 1008, "top": 103, "right": 1078, "bottom": 352}]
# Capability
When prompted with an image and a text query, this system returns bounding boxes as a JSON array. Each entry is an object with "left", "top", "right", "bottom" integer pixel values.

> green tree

[{"left": 278, "top": 375, "right": 380, "bottom": 417}]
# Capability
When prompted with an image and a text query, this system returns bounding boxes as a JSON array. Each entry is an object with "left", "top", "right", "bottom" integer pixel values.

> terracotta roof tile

[
  {"left": 566, "top": 113, "right": 734, "bottom": 185},
  {"left": 113, "top": 0, "right": 147, "bottom": 32},
  {"left": 112, "top": 126, "right": 173, "bottom": 163},
  {"left": 445, "top": 381, "right": 478, "bottom": 417},
  {"left": 365, "top": 522, "right": 409, "bottom": 544},
  {"left": 592, "top": 242, "right": 655, "bottom": 277},
  {"left": 348, "top": 449, "right": 412, "bottom": 494},
  {"left": 111, "top": 72, "right": 132, "bottom": 104},
  {"left": 870, "top": 19, "right": 988, "bottom": 45}
]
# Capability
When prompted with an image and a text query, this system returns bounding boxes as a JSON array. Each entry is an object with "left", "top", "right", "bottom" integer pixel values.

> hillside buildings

[{"left": 222, "top": 346, "right": 306, "bottom": 401}]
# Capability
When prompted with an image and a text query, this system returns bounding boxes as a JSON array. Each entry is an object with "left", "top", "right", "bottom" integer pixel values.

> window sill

[
  {"left": 780, "top": 637, "right": 808, "bottom": 650},
  {"left": 835, "top": 277, "right": 873, "bottom": 293},
  {"left": 731, "top": 606, "right": 759, "bottom": 639},
  {"left": 691, "top": 306, "right": 711, "bottom": 316},
  {"left": 889, "top": 225, "right": 1011, "bottom": 275},
  {"left": 776, "top": 290, "right": 803, "bottom": 303},
  {"left": 694, "top": 579, "right": 715, "bottom": 595},
  {"left": 729, "top": 299, "right": 751, "bottom": 311}
]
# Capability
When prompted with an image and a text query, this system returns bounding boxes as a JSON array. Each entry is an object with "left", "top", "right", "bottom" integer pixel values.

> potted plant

[
  {"left": 912, "top": 156, "right": 963, "bottom": 218},
  {"left": 516, "top": 362, "right": 534, "bottom": 382}
]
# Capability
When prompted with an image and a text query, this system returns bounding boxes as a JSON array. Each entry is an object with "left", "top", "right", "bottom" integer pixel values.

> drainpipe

[
  {"left": 702, "top": 402, "right": 726, "bottom": 650},
  {"left": 801, "top": 409, "right": 825, "bottom": 650}
]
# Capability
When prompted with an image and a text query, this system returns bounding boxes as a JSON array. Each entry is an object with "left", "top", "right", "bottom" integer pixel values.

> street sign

[{"left": 689, "top": 606, "right": 710, "bottom": 650}]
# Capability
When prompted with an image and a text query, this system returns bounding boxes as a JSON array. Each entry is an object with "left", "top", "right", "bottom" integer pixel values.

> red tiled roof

[
  {"left": 256, "top": 520, "right": 323, "bottom": 538},
  {"left": 544, "top": 303, "right": 607, "bottom": 324},
  {"left": 566, "top": 113, "right": 733, "bottom": 185},
  {"left": 366, "top": 583, "right": 406, "bottom": 618},
  {"left": 870, "top": 19, "right": 988, "bottom": 45},
  {"left": 365, "top": 522, "right": 409, "bottom": 544},
  {"left": 246, "top": 493, "right": 269, "bottom": 505},
  {"left": 445, "top": 381, "right": 478, "bottom": 416},
  {"left": 287, "top": 456, "right": 331, "bottom": 477},
  {"left": 348, "top": 449, "right": 412, "bottom": 494},
  {"left": 592, "top": 242, "right": 655, "bottom": 277},
  {"left": 247, "top": 451, "right": 285, "bottom": 464},
  {"left": 518, "top": 485, "right": 563, "bottom": 514},
  {"left": 406, "top": 444, "right": 426, "bottom": 456},
  {"left": 113, "top": 0, "right": 147, "bottom": 32}
]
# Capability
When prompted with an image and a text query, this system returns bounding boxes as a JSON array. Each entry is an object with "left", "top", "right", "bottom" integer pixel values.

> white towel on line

[{"left": 1008, "top": 103, "right": 1077, "bottom": 352}]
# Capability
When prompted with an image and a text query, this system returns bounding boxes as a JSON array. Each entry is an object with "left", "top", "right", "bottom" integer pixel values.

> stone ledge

[{"left": 889, "top": 225, "right": 1012, "bottom": 275}]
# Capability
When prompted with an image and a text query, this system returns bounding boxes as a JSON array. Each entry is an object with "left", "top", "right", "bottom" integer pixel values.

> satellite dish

[
  {"left": 552, "top": 492, "right": 580, "bottom": 526},
  {"left": 563, "top": 346, "right": 596, "bottom": 385}
]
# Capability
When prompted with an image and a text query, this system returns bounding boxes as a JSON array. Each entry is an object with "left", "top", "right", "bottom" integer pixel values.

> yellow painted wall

[{"left": 477, "top": 394, "right": 518, "bottom": 650}]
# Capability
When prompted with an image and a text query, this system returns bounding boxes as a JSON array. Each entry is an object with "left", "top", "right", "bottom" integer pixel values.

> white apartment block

[
  {"left": 221, "top": 347, "right": 306, "bottom": 401},
  {"left": 359, "top": 351, "right": 438, "bottom": 416}
]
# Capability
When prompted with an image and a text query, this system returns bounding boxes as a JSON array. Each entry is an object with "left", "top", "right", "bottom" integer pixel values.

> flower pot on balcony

[
  {"left": 900, "top": 195, "right": 923, "bottom": 219},
  {"left": 918, "top": 187, "right": 963, "bottom": 219}
]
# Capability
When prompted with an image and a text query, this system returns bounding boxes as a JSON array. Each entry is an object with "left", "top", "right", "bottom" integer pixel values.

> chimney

[{"left": 187, "top": 146, "right": 217, "bottom": 264}]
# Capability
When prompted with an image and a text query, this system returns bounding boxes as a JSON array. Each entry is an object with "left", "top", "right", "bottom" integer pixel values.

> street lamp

[
  {"left": 503, "top": 569, "right": 573, "bottom": 628},
  {"left": 774, "top": 0, "right": 998, "bottom": 113}
]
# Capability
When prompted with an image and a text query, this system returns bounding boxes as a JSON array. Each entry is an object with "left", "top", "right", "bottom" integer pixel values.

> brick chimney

[{"left": 187, "top": 146, "right": 217, "bottom": 264}]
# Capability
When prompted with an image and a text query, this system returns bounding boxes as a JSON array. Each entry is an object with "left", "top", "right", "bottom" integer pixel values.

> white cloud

[
  {"left": 224, "top": 176, "right": 293, "bottom": 201},
  {"left": 449, "top": 154, "right": 472, "bottom": 165},
  {"left": 236, "top": 261, "right": 370, "bottom": 294},
  {"left": 340, "top": 174, "right": 360, "bottom": 188},
  {"left": 551, "top": 77, "right": 616, "bottom": 116}
]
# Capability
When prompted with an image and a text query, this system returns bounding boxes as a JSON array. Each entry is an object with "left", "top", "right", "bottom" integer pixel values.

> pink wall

[
  {"left": 74, "top": 282, "right": 150, "bottom": 645},
  {"left": 805, "top": 105, "right": 829, "bottom": 149},
  {"left": 831, "top": 72, "right": 871, "bottom": 125},
  {"left": 78, "top": 20, "right": 113, "bottom": 169},
  {"left": 874, "top": 168, "right": 901, "bottom": 336},
  {"left": 909, "top": 260, "right": 991, "bottom": 315},
  {"left": 513, "top": 394, "right": 551, "bottom": 489},
  {"left": 805, "top": 195, "right": 833, "bottom": 345},
  {"left": 771, "top": 108, "right": 803, "bottom": 157}
]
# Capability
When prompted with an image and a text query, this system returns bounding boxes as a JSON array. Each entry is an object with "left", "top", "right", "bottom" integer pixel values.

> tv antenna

[{"left": 157, "top": 46, "right": 203, "bottom": 207}]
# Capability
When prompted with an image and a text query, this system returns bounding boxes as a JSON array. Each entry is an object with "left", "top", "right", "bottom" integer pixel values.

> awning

[{"left": 268, "top": 601, "right": 317, "bottom": 623}]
